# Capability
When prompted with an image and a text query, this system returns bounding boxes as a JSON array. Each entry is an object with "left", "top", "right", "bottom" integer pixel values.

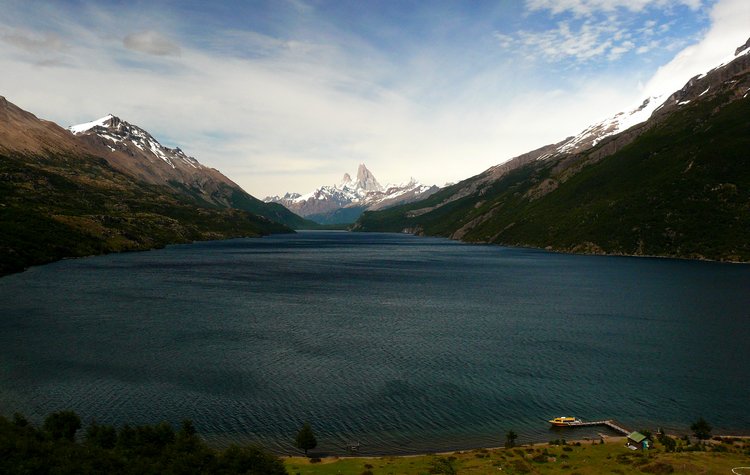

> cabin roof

[{"left": 628, "top": 431, "right": 647, "bottom": 443}]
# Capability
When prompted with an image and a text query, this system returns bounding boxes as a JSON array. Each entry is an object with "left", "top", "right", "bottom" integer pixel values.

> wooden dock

[{"left": 551, "top": 420, "right": 630, "bottom": 435}]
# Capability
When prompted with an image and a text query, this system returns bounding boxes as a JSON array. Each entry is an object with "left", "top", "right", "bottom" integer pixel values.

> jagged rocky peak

[
  {"left": 735, "top": 36, "right": 750, "bottom": 56},
  {"left": 68, "top": 115, "right": 202, "bottom": 170},
  {"left": 264, "top": 163, "right": 438, "bottom": 223},
  {"left": 355, "top": 163, "right": 382, "bottom": 191}
]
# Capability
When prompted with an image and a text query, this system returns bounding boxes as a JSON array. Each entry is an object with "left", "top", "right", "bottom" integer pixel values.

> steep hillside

[
  {"left": 69, "top": 115, "right": 315, "bottom": 229},
  {"left": 0, "top": 98, "right": 291, "bottom": 276},
  {"left": 354, "top": 39, "right": 750, "bottom": 262}
]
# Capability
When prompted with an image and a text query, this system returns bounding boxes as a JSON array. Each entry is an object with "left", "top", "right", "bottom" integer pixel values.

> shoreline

[
  {"left": 276, "top": 432, "right": 750, "bottom": 459},
  {"left": 282, "top": 433, "right": 750, "bottom": 462}
]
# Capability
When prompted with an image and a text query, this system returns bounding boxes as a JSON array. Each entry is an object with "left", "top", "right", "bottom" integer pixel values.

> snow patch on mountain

[
  {"left": 69, "top": 115, "right": 202, "bottom": 170},
  {"left": 264, "top": 164, "right": 438, "bottom": 222},
  {"left": 68, "top": 115, "right": 115, "bottom": 134},
  {"left": 553, "top": 93, "right": 667, "bottom": 157},
  {"left": 547, "top": 37, "right": 750, "bottom": 160}
]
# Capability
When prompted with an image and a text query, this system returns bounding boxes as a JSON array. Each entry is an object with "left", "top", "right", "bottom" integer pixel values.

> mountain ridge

[
  {"left": 0, "top": 97, "right": 297, "bottom": 276},
  {"left": 265, "top": 164, "right": 438, "bottom": 224},
  {"left": 67, "top": 114, "right": 314, "bottom": 229},
  {"left": 353, "top": 36, "right": 750, "bottom": 262}
]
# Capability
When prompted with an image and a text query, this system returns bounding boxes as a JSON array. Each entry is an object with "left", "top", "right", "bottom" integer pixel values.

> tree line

[{"left": 0, "top": 411, "right": 287, "bottom": 474}]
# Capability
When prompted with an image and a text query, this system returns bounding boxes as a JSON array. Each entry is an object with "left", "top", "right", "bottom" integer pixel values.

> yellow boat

[{"left": 549, "top": 416, "right": 582, "bottom": 426}]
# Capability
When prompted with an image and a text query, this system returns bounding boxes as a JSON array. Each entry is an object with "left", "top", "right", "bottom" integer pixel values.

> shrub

[
  {"left": 659, "top": 435, "right": 677, "bottom": 452},
  {"left": 641, "top": 462, "right": 675, "bottom": 474},
  {"left": 510, "top": 459, "right": 531, "bottom": 474},
  {"left": 428, "top": 456, "right": 457, "bottom": 474}
]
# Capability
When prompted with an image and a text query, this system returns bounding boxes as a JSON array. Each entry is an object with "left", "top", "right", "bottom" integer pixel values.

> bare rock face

[
  {"left": 355, "top": 163, "right": 382, "bottom": 192},
  {"left": 65, "top": 113, "right": 310, "bottom": 228},
  {"left": 735, "top": 37, "right": 750, "bottom": 56},
  {"left": 69, "top": 115, "right": 243, "bottom": 208}
]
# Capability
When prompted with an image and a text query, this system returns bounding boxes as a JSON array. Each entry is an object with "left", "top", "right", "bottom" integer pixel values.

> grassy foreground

[{"left": 284, "top": 437, "right": 750, "bottom": 474}]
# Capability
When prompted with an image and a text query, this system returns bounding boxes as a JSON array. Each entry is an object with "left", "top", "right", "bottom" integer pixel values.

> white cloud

[
  {"left": 510, "top": 21, "right": 618, "bottom": 61},
  {"left": 495, "top": 19, "right": 650, "bottom": 63},
  {"left": 608, "top": 40, "right": 635, "bottom": 60},
  {"left": 495, "top": 1, "right": 702, "bottom": 64},
  {"left": 123, "top": 30, "right": 181, "bottom": 56},
  {"left": 1, "top": 29, "right": 65, "bottom": 53},
  {"left": 642, "top": 0, "right": 750, "bottom": 97},
  {"left": 525, "top": 0, "right": 702, "bottom": 16}
]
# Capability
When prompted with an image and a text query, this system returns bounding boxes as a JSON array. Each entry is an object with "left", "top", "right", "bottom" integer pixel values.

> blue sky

[{"left": 1, "top": 0, "right": 748, "bottom": 197}]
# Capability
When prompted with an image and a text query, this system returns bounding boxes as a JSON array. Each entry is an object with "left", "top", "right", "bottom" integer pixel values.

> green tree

[
  {"left": 690, "top": 417, "right": 712, "bottom": 442},
  {"left": 175, "top": 419, "right": 201, "bottom": 452},
  {"left": 43, "top": 410, "right": 81, "bottom": 441},
  {"left": 659, "top": 435, "right": 677, "bottom": 452},
  {"left": 295, "top": 421, "right": 317, "bottom": 456},
  {"left": 12, "top": 412, "right": 28, "bottom": 427},
  {"left": 505, "top": 429, "right": 518, "bottom": 448},
  {"left": 85, "top": 420, "right": 117, "bottom": 449},
  {"left": 219, "top": 445, "right": 287, "bottom": 475}
]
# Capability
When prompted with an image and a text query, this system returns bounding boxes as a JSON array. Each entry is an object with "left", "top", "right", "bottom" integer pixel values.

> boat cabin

[{"left": 549, "top": 416, "right": 581, "bottom": 426}]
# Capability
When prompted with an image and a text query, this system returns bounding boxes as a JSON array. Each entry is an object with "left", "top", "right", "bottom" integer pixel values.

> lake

[{"left": 0, "top": 231, "right": 748, "bottom": 455}]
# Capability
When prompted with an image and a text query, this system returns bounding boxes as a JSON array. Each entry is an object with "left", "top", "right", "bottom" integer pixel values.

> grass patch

[{"left": 284, "top": 438, "right": 750, "bottom": 474}]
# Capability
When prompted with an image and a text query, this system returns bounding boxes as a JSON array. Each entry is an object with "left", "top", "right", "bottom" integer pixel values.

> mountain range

[
  {"left": 0, "top": 100, "right": 312, "bottom": 275},
  {"left": 3, "top": 36, "right": 749, "bottom": 273},
  {"left": 354, "top": 37, "right": 750, "bottom": 262},
  {"left": 264, "top": 164, "right": 438, "bottom": 224}
]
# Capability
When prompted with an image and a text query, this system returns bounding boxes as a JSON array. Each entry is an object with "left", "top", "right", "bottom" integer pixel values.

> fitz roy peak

[
  {"left": 68, "top": 115, "right": 312, "bottom": 229},
  {"left": 265, "top": 164, "right": 438, "bottom": 225},
  {"left": 347, "top": 162, "right": 383, "bottom": 192}
]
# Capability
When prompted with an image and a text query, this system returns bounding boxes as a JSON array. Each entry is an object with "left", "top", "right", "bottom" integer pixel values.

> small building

[{"left": 627, "top": 431, "right": 650, "bottom": 450}]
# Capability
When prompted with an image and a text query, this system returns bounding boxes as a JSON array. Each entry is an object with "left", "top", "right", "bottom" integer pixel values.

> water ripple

[{"left": 0, "top": 232, "right": 749, "bottom": 454}]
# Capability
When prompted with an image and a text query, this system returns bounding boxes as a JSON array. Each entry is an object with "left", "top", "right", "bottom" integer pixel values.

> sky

[{"left": 1, "top": 0, "right": 749, "bottom": 198}]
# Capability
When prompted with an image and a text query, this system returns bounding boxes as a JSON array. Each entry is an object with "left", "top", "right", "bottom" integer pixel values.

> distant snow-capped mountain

[{"left": 265, "top": 164, "right": 439, "bottom": 224}]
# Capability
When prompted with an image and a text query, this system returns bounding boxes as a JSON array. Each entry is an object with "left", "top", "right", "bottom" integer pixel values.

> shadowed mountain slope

[
  {"left": 354, "top": 38, "right": 750, "bottom": 262},
  {"left": 0, "top": 98, "right": 292, "bottom": 275}
]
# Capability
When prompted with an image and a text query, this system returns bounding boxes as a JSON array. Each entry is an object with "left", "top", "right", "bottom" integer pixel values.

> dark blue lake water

[{"left": 1, "top": 231, "right": 748, "bottom": 455}]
